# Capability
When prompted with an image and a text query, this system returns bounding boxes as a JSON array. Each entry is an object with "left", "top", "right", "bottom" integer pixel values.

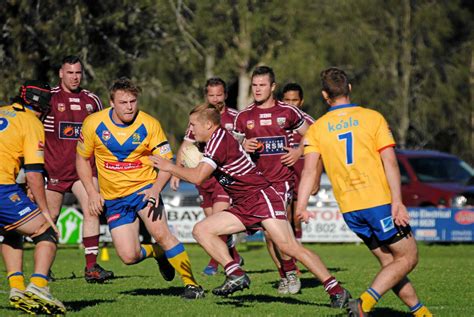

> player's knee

[
  {"left": 2, "top": 231, "right": 24, "bottom": 249},
  {"left": 192, "top": 222, "right": 207, "bottom": 243},
  {"left": 406, "top": 250, "right": 418, "bottom": 270},
  {"left": 31, "top": 226, "right": 58, "bottom": 245},
  {"left": 119, "top": 253, "right": 141, "bottom": 265}
]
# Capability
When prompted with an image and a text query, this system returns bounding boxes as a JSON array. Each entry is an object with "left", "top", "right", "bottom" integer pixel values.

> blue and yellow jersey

[
  {"left": 77, "top": 108, "right": 173, "bottom": 200},
  {"left": 304, "top": 104, "right": 395, "bottom": 213},
  {"left": 0, "top": 104, "right": 45, "bottom": 184}
]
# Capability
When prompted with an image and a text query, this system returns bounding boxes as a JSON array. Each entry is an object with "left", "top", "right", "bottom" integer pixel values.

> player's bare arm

[
  {"left": 149, "top": 155, "right": 213, "bottom": 186},
  {"left": 295, "top": 152, "right": 321, "bottom": 223},
  {"left": 76, "top": 153, "right": 104, "bottom": 216},
  {"left": 380, "top": 147, "right": 410, "bottom": 227},
  {"left": 25, "top": 171, "right": 59, "bottom": 234}
]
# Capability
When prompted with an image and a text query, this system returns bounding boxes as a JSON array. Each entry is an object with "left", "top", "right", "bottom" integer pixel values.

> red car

[{"left": 396, "top": 150, "right": 474, "bottom": 207}]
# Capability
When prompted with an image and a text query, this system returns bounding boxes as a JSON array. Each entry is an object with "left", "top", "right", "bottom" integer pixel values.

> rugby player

[
  {"left": 0, "top": 81, "right": 66, "bottom": 314},
  {"left": 150, "top": 103, "right": 351, "bottom": 309},
  {"left": 76, "top": 77, "right": 204, "bottom": 299},
  {"left": 44, "top": 55, "right": 113, "bottom": 282},
  {"left": 296, "top": 67, "right": 432, "bottom": 317},
  {"left": 172, "top": 78, "right": 243, "bottom": 276}
]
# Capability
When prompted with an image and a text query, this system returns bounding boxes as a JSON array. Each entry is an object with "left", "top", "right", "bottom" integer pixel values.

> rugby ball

[{"left": 181, "top": 143, "right": 203, "bottom": 168}]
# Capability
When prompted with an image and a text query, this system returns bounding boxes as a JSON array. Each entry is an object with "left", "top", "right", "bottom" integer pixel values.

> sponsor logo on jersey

[
  {"left": 18, "top": 206, "right": 32, "bottom": 216},
  {"left": 246, "top": 120, "right": 255, "bottom": 130},
  {"left": 225, "top": 123, "right": 233, "bottom": 131},
  {"left": 0, "top": 117, "right": 9, "bottom": 131},
  {"left": 9, "top": 193, "right": 21, "bottom": 203},
  {"left": 277, "top": 117, "right": 286, "bottom": 127},
  {"left": 107, "top": 214, "right": 121, "bottom": 223},
  {"left": 69, "top": 98, "right": 80, "bottom": 103},
  {"left": 102, "top": 130, "right": 111, "bottom": 141},
  {"left": 275, "top": 210, "right": 286, "bottom": 216},
  {"left": 255, "top": 136, "right": 287, "bottom": 155},
  {"left": 132, "top": 133, "right": 141, "bottom": 144},
  {"left": 104, "top": 160, "right": 143, "bottom": 171},
  {"left": 86, "top": 104, "right": 94, "bottom": 113},
  {"left": 260, "top": 119, "right": 272, "bottom": 126},
  {"left": 59, "top": 122, "right": 83, "bottom": 140},
  {"left": 380, "top": 216, "right": 395, "bottom": 233},
  {"left": 160, "top": 144, "right": 171, "bottom": 155},
  {"left": 57, "top": 103, "right": 66, "bottom": 112},
  {"left": 49, "top": 178, "right": 59, "bottom": 185},
  {"left": 259, "top": 113, "right": 272, "bottom": 118},
  {"left": 70, "top": 104, "right": 81, "bottom": 111},
  {"left": 217, "top": 173, "right": 235, "bottom": 186},
  {"left": 327, "top": 117, "right": 359, "bottom": 132},
  {"left": 37, "top": 141, "right": 44, "bottom": 150}
]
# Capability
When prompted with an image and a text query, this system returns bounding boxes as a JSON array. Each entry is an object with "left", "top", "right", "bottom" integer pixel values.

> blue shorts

[
  {"left": 343, "top": 204, "right": 399, "bottom": 243},
  {"left": 0, "top": 184, "right": 42, "bottom": 233},
  {"left": 105, "top": 184, "right": 153, "bottom": 230}
]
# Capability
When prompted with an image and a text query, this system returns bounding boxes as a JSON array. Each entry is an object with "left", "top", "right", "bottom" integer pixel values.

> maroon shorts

[
  {"left": 197, "top": 180, "right": 231, "bottom": 209},
  {"left": 271, "top": 180, "right": 294, "bottom": 207},
  {"left": 293, "top": 158, "right": 304, "bottom": 200},
  {"left": 46, "top": 178, "right": 77, "bottom": 193},
  {"left": 226, "top": 186, "right": 287, "bottom": 235}
]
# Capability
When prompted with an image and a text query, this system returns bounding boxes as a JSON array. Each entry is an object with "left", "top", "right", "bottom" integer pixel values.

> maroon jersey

[
  {"left": 202, "top": 127, "right": 270, "bottom": 204},
  {"left": 44, "top": 86, "right": 102, "bottom": 181},
  {"left": 292, "top": 111, "right": 315, "bottom": 175},
  {"left": 233, "top": 100, "right": 305, "bottom": 184},
  {"left": 184, "top": 106, "right": 238, "bottom": 193}
]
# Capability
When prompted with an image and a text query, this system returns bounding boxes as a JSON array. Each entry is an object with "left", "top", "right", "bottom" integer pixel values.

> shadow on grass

[
  {"left": 54, "top": 274, "right": 149, "bottom": 283},
  {"left": 371, "top": 308, "right": 412, "bottom": 316},
  {"left": 65, "top": 299, "right": 116, "bottom": 312},
  {"left": 121, "top": 287, "right": 183, "bottom": 297},
  {"left": 245, "top": 268, "right": 275, "bottom": 274},
  {"left": 215, "top": 293, "right": 323, "bottom": 308}
]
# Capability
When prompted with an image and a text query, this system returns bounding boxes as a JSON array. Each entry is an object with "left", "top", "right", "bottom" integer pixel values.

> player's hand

[
  {"left": 149, "top": 155, "right": 173, "bottom": 172},
  {"left": 243, "top": 138, "right": 260, "bottom": 153},
  {"left": 295, "top": 209, "right": 314, "bottom": 224},
  {"left": 26, "top": 185, "right": 35, "bottom": 202},
  {"left": 88, "top": 190, "right": 104, "bottom": 216},
  {"left": 170, "top": 176, "right": 180, "bottom": 191},
  {"left": 391, "top": 201, "right": 410, "bottom": 227},
  {"left": 281, "top": 146, "right": 302, "bottom": 166},
  {"left": 41, "top": 210, "right": 60, "bottom": 237},
  {"left": 147, "top": 199, "right": 165, "bottom": 222}
]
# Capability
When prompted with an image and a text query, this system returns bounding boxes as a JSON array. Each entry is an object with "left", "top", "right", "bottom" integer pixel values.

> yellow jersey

[
  {"left": 304, "top": 104, "right": 395, "bottom": 213},
  {"left": 0, "top": 104, "right": 45, "bottom": 184},
  {"left": 77, "top": 108, "right": 173, "bottom": 200}
]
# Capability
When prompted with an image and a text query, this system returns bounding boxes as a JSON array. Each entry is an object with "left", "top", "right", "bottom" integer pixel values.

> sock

[
  {"left": 30, "top": 273, "right": 49, "bottom": 288},
  {"left": 281, "top": 258, "right": 297, "bottom": 273},
  {"left": 294, "top": 229, "right": 303, "bottom": 240},
  {"left": 83, "top": 235, "right": 100, "bottom": 269},
  {"left": 7, "top": 272, "right": 25, "bottom": 291},
  {"left": 361, "top": 288, "right": 381, "bottom": 312},
  {"left": 137, "top": 244, "right": 155, "bottom": 263},
  {"left": 323, "top": 276, "right": 344, "bottom": 296},
  {"left": 207, "top": 258, "right": 219, "bottom": 268},
  {"left": 411, "top": 302, "right": 433, "bottom": 317},
  {"left": 224, "top": 260, "right": 245, "bottom": 277},
  {"left": 278, "top": 267, "right": 286, "bottom": 278},
  {"left": 223, "top": 235, "right": 241, "bottom": 264},
  {"left": 165, "top": 243, "right": 198, "bottom": 286}
]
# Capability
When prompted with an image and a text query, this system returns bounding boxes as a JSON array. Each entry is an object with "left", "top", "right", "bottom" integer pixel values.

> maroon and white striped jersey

[
  {"left": 233, "top": 100, "right": 305, "bottom": 184},
  {"left": 184, "top": 106, "right": 238, "bottom": 142},
  {"left": 44, "top": 86, "right": 102, "bottom": 181},
  {"left": 202, "top": 127, "right": 270, "bottom": 203}
]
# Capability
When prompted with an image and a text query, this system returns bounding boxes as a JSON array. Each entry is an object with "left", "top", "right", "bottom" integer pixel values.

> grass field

[{"left": 0, "top": 242, "right": 473, "bottom": 316}]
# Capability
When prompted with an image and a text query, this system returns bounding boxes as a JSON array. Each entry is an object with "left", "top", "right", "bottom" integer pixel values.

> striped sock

[
  {"left": 30, "top": 273, "right": 49, "bottom": 288},
  {"left": 224, "top": 260, "right": 245, "bottom": 277},
  {"left": 165, "top": 243, "right": 198, "bottom": 286},
  {"left": 323, "top": 276, "right": 344, "bottom": 296},
  {"left": 83, "top": 235, "right": 99, "bottom": 269},
  {"left": 361, "top": 287, "right": 381, "bottom": 312},
  {"left": 7, "top": 272, "right": 25, "bottom": 291},
  {"left": 411, "top": 302, "right": 433, "bottom": 317}
]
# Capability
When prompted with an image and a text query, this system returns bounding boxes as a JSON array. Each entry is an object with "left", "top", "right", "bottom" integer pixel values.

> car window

[
  {"left": 398, "top": 160, "right": 410, "bottom": 184},
  {"left": 408, "top": 157, "right": 474, "bottom": 183}
]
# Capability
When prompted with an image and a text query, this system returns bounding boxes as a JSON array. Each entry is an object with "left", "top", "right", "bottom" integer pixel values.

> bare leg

[{"left": 45, "top": 190, "right": 64, "bottom": 222}]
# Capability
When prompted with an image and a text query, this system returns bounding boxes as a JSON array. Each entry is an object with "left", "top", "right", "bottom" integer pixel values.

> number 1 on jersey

[{"left": 338, "top": 131, "right": 353, "bottom": 165}]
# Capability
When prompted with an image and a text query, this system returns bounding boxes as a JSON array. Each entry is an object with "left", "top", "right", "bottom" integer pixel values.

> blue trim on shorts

[
  {"left": 342, "top": 204, "right": 398, "bottom": 242},
  {"left": 104, "top": 183, "right": 152, "bottom": 230},
  {"left": 165, "top": 242, "right": 185, "bottom": 259}
]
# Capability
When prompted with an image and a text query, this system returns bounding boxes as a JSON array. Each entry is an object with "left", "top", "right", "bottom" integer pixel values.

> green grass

[{"left": 1, "top": 243, "right": 473, "bottom": 316}]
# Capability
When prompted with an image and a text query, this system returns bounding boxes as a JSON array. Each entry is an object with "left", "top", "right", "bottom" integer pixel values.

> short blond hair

[{"left": 189, "top": 103, "right": 221, "bottom": 126}]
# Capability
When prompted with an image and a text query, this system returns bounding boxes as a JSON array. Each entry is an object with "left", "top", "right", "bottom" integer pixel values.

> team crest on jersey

[
  {"left": 246, "top": 120, "right": 255, "bottom": 130},
  {"left": 102, "top": 130, "right": 111, "bottom": 141},
  {"left": 86, "top": 104, "right": 94, "bottom": 113},
  {"left": 9, "top": 193, "right": 21, "bottom": 203},
  {"left": 132, "top": 133, "right": 141, "bottom": 144},
  {"left": 277, "top": 117, "right": 286, "bottom": 127},
  {"left": 225, "top": 123, "right": 233, "bottom": 131},
  {"left": 57, "top": 103, "right": 66, "bottom": 112}
]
